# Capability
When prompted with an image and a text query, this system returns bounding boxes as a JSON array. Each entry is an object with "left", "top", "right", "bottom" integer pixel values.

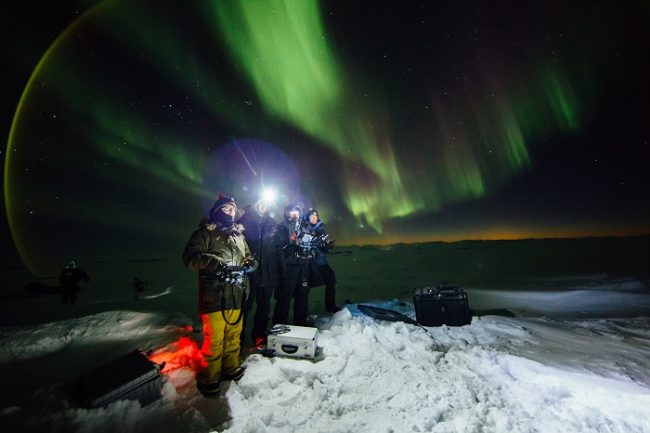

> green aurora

[{"left": 4, "top": 0, "right": 646, "bottom": 276}]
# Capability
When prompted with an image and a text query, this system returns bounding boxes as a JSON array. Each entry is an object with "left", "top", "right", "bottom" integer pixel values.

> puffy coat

[
  {"left": 274, "top": 220, "right": 322, "bottom": 293},
  {"left": 305, "top": 220, "right": 330, "bottom": 266},
  {"left": 274, "top": 219, "right": 308, "bottom": 270},
  {"left": 183, "top": 219, "right": 252, "bottom": 314}
]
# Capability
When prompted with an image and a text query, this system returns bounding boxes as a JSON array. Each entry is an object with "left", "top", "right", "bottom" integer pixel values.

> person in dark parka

[
  {"left": 236, "top": 199, "right": 280, "bottom": 349},
  {"left": 272, "top": 203, "right": 318, "bottom": 326},
  {"left": 59, "top": 260, "right": 89, "bottom": 304},
  {"left": 304, "top": 208, "right": 340, "bottom": 313}
]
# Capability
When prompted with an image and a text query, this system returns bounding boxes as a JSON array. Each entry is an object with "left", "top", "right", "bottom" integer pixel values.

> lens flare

[
  {"left": 261, "top": 188, "right": 278, "bottom": 205},
  {"left": 203, "top": 139, "right": 300, "bottom": 213}
]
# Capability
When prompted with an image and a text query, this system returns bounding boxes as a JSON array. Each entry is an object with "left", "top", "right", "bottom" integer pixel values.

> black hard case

[
  {"left": 77, "top": 350, "right": 162, "bottom": 408},
  {"left": 413, "top": 284, "right": 471, "bottom": 326}
]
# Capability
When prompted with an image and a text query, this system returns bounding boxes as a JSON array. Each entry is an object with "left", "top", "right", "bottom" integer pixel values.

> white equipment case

[{"left": 267, "top": 325, "right": 318, "bottom": 359}]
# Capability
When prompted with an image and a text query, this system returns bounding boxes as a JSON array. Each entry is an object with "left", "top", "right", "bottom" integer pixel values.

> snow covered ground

[{"left": 1, "top": 272, "right": 650, "bottom": 433}]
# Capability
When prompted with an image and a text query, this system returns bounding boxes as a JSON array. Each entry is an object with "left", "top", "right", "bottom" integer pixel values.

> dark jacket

[
  {"left": 59, "top": 268, "right": 89, "bottom": 291},
  {"left": 275, "top": 218, "right": 309, "bottom": 271},
  {"left": 306, "top": 221, "right": 330, "bottom": 266},
  {"left": 274, "top": 218, "right": 323, "bottom": 292},
  {"left": 183, "top": 219, "right": 252, "bottom": 314},
  {"left": 237, "top": 206, "right": 281, "bottom": 287}
]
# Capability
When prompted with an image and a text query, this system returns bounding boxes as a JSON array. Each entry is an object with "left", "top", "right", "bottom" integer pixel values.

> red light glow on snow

[{"left": 149, "top": 336, "right": 207, "bottom": 374}]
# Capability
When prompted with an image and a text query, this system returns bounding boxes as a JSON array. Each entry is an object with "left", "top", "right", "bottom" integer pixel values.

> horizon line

[{"left": 337, "top": 232, "right": 650, "bottom": 248}]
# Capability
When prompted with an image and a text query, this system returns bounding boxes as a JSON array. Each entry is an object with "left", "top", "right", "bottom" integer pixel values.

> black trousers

[
  {"left": 317, "top": 263, "right": 337, "bottom": 309},
  {"left": 273, "top": 262, "right": 310, "bottom": 326},
  {"left": 61, "top": 286, "right": 79, "bottom": 304},
  {"left": 241, "top": 271, "right": 276, "bottom": 343}
]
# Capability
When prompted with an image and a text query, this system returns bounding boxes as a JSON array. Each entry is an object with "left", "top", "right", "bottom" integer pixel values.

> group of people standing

[{"left": 182, "top": 193, "right": 339, "bottom": 397}]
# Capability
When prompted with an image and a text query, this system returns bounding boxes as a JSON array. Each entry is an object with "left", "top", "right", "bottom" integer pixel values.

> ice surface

[
  {"left": 1, "top": 287, "right": 649, "bottom": 432},
  {"left": 1, "top": 240, "right": 649, "bottom": 432}
]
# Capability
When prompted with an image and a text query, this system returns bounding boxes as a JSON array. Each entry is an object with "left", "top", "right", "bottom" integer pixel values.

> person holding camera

[
  {"left": 303, "top": 208, "right": 340, "bottom": 313},
  {"left": 272, "top": 203, "right": 318, "bottom": 326},
  {"left": 182, "top": 193, "right": 257, "bottom": 397}
]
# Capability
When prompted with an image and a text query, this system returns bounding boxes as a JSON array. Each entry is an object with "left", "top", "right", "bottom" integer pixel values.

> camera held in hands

[
  {"left": 295, "top": 233, "right": 334, "bottom": 258},
  {"left": 202, "top": 254, "right": 257, "bottom": 285},
  {"left": 214, "top": 263, "right": 257, "bottom": 285}
]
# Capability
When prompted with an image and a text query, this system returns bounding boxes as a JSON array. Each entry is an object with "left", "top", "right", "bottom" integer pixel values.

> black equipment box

[
  {"left": 413, "top": 284, "right": 471, "bottom": 326},
  {"left": 77, "top": 350, "right": 162, "bottom": 408}
]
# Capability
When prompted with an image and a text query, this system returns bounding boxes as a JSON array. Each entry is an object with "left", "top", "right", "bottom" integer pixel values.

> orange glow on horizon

[{"left": 339, "top": 225, "right": 650, "bottom": 246}]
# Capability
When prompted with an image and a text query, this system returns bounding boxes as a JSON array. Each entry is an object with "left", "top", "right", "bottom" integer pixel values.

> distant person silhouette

[
  {"left": 132, "top": 277, "right": 147, "bottom": 299},
  {"left": 59, "top": 260, "right": 89, "bottom": 304}
]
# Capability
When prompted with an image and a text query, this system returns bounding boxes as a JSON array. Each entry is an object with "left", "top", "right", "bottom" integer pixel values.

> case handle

[{"left": 281, "top": 345, "right": 298, "bottom": 354}]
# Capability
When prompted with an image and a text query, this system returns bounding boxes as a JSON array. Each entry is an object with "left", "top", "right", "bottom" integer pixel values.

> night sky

[{"left": 2, "top": 1, "right": 649, "bottom": 276}]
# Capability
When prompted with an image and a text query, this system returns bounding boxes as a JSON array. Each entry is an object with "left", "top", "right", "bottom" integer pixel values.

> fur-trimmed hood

[{"left": 198, "top": 218, "right": 244, "bottom": 236}]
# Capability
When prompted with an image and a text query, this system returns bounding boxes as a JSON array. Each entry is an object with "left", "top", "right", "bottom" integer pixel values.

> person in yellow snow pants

[{"left": 200, "top": 309, "right": 243, "bottom": 386}]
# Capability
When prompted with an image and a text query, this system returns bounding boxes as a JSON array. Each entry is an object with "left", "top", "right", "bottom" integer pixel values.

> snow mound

[
  {"left": 223, "top": 310, "right": 650, "bottom": 433},
  {"left": 1, "top": 306, "right": 649, "bottom": 433}
]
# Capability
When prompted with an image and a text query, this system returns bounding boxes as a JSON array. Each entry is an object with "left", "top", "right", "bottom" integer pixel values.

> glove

[
  {"left": 243, "top": 258, "right": 258, "bottom": 273},
  {"left": 322, "top": 239, "right": 334, "bottom": 252},
  {"left": 206, "top": 258, "right": 226, "bottom": 273}
]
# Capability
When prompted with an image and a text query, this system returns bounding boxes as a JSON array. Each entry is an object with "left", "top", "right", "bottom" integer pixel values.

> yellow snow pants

[{"left": 200, "top": 309, "right": 242, "bottom": 383}]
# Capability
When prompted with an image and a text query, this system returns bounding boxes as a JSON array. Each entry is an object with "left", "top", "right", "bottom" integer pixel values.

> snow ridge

[{"left": 223, "top": 310, "right": 650, "bottom": 433}]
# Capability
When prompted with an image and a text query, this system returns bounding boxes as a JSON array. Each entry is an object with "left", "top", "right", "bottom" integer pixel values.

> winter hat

[
  {"left": 209, "top": 193, "right": 237, "bottom": 225},
  {"left": 304, "top": 208, "right": 318, "bottom": 222},
  {"left": 284, "top": 202, "right": 303, "bottom": 221},
  {"left": 213, "top": 193, "right": 236, "bottom": 210},
  {"left": 65, "top": 260, "right": 77, "bottom": 269}
]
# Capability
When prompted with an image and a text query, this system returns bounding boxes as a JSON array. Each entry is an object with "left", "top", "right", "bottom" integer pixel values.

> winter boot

[
  {"left": 222, "top": 366, "right": 246, "bottom": 382},
  {"left": 197, "top": 380, "right": 220, "bottom": 398}
]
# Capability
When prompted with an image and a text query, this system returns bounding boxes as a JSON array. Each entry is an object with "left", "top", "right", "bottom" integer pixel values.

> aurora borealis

[{"left": 2, "top": 0, "right": 650, "bottom": 276}]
